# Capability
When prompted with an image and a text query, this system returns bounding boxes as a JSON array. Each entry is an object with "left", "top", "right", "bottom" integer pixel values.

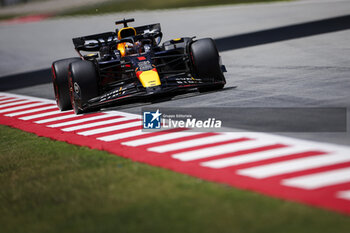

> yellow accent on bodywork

[
  {"left": 138, "top": 70, "right": 161, "bottom": 87},
  {"left": 118, "top": 27, "right": 136, "bottom": 40},
  {"left": 173, "top": 38, "right": 182, "bottom": 41}
]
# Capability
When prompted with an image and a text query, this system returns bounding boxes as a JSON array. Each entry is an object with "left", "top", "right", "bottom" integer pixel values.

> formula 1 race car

[{"left": 52, "top": 18, "right": 226, "bottom": 114}]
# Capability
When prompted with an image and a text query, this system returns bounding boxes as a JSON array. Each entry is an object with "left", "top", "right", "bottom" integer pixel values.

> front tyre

[
  {"left": 68, "top": 60, "right": 99, "bottom": 114},
  {"left": 52, "top": 57, "right": 81, "bottom": 110},
  {"left": 190, "top": 38, "right": 226, "bottom": 92}
]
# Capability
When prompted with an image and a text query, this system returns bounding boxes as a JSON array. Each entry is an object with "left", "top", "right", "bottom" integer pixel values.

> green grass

[
  {"left": 60, "top": 0, "right": 291, "bottom": 16},
  {"left": 0, "top": 14, "right": 21, "bottom": 21},
  {"left": 1, "top": 124, "right": 350, "bottom": 233}
]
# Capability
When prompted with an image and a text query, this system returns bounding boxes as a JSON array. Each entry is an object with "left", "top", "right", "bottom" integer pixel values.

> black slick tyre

[
  {"left": 190, "top": 38, "right": 226, "bottom": 92},
  {"left": 52, "top": 57, "right": 81, "bottom": 111},
  {"left": 68, "top": 60, "right": 99, "bottom": 114}
]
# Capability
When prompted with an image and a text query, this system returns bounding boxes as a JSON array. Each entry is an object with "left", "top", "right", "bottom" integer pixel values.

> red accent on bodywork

[
  {"left": 135, "top": 68, "right": 158, "bottom": 79},
  {"left": 136, "top": 71, "right": 143, "bottom": 78}
]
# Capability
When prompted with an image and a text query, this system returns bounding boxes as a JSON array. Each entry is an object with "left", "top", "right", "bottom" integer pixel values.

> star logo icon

[{"left": 150, "top": 109, "right": 162, "bottom": 122}]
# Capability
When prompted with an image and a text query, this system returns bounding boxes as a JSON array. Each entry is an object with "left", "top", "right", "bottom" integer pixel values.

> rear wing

[
  {"left": 72, "top": 32, "right": 117, "bottom": 52},
  {"left": 72, "top": 23, "right": 162, "bottom": 52},
  {"left": 133, "top": 23, "right": 161, "bottom": 35}
]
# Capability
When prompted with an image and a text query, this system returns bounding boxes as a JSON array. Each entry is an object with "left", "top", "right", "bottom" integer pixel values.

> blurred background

[{"left": 0, "top": 0, "right": 284, "bottom": 18}]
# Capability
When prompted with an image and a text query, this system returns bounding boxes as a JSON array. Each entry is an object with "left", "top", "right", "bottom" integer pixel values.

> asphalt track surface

[{"left": 1, "top": 0, "right": 350, "bottom": 146}]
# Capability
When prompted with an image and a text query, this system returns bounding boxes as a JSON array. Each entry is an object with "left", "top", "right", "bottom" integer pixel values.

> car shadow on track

[{"left": 103, "top": 86, "right": 237, "bottom": 111}]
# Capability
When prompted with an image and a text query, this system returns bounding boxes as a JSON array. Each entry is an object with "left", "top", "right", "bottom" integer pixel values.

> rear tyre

[
  {"left": 52, "top": 57, "right": 81, "bottom": 110},
  {"left": 190, "top": 38, "right": 226, "bottom": 92},
  {"left": 68, "top": 60, "right": 99, "bottom": 114}
]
